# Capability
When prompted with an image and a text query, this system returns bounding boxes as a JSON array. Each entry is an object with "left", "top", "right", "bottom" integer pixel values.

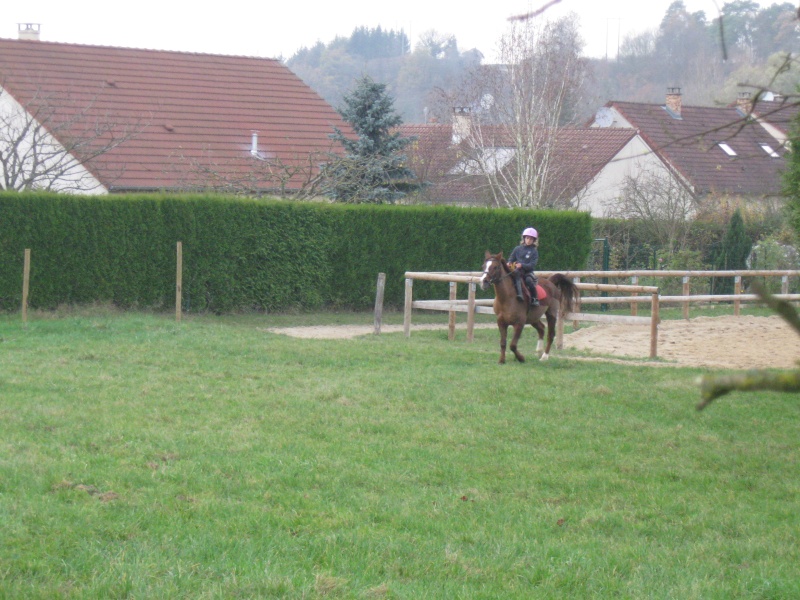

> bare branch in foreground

[
  {"left": 697, "top": 283, "right": 800, "bottom": 410},
  {"left": 697, "top": 370, "right": 800, "bottom": 410}
]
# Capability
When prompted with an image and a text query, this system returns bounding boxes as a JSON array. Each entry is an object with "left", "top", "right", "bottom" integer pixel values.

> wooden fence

[
  {"left": 538, "top": 269, "right": 800, "bottom": 319},
  {"left": 18, "top": 245, "right": 185, "bottom": 323},
  {"left": 402, "top": 269, "right": 800, "bottom": 360}
]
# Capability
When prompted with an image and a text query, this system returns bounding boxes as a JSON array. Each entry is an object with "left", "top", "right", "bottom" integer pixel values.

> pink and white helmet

[{"left": 522, "top": 227, "right": 538, "bottom": 238}]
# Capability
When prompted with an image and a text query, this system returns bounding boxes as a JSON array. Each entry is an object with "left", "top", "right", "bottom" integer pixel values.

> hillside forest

[{"left": 285, "top": 1, "right": 800, "bottom": 125}]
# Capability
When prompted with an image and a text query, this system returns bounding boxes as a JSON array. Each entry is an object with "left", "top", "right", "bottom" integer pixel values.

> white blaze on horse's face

[{"left": 480, "top": 259, "right": 495, "bottom": 290}]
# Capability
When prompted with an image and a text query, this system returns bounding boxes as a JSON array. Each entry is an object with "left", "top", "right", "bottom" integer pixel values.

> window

[
  {"left": 759, "top": 143, "right": 780, "bottom": 158},
  {"left": 718, "top": 142, "right": 737, "bottom": 156}
]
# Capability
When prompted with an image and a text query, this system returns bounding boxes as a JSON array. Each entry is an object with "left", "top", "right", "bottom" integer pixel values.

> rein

[{"left": 484, "top": 260, "right": 515, "bottom": 286}]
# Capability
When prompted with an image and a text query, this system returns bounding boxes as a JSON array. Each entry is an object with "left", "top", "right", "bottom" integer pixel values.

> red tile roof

[
  {"left": 398, "top": 123, "right": 638, "bottom": 206},
  {"left": 751, "top": 99, "right": 800, "bottom": 137},
  {"left": 0, "top": 37, "right": 353, "bottom": 192},
  {"left": 606, "top": 100, "right": 788, "bottom": 197}
]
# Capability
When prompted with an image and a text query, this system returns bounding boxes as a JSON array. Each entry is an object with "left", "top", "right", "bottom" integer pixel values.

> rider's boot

[
  {"left": 513, "top": 276, "right": 524, "bottom": 302},
  {"left": 529, "top": 281, "right": 539, "bottom": 306}
]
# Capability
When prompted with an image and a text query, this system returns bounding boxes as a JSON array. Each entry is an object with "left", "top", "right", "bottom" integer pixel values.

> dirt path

[
  {"left": 562, "top": 314, "right": 800, "bottom": 370},
  {"left": 266, "top": 315, "right": 800, "bottom": 370}
]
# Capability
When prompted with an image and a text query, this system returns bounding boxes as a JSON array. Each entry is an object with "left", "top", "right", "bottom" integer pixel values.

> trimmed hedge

[{"left": 0, "top": 192, "right": 592, "bottom": 312}]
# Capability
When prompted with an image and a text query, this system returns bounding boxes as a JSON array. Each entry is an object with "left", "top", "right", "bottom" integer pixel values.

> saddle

[{"left": 521, "top": 283, "right": 547, "bottom": 306}]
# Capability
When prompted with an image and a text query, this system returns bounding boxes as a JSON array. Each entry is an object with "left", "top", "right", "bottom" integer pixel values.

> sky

[{"left": 3, "top": 0, "right": 770, "bottom": 62}]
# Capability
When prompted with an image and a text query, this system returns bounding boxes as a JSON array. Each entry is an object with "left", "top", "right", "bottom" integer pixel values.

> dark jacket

[{"left": 508, "top": 244, "right": 538, "bottom": 275}]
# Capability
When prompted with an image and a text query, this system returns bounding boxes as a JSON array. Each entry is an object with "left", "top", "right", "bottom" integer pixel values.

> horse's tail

[{"left": 549, "top": 273, "right": 579, "bottom": 314}]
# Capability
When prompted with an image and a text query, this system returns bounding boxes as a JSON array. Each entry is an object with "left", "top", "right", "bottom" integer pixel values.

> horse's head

[{"left": 480, "top": 251, "right": 508, "bottom": 291}]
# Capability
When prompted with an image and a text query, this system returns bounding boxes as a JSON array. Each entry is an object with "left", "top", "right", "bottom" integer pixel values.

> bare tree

[
  {"left": 608, "top": 168, "right": 697, "bottom": 253},
  {"left": 0, "top": 86, "right": 145, "bottom": 192},
  {"left": 167, "top": 148, "right": 331, "bottom": 199},
  {"left": 457, "top": 14, "right": 589, "bottom": 208}
]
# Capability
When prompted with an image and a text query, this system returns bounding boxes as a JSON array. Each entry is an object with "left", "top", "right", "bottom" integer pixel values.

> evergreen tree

[
  {"left": 324, "top": 76, "right": 417, "bottom": 203},
  {"left": 784, "top": 116, "right": 800, "bottom": 235},
  {"left": 714, "top": 208, "right": 752, "bottom": 294}
]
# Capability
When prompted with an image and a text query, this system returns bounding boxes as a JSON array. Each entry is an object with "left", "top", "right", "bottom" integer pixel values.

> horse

[{"left": 479, "top": 251, "right": 579, "bottom": 364}]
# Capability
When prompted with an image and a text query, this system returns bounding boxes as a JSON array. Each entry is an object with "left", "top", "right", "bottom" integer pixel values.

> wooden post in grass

[
  {"left": 21, "top": 249, "right": 30, "bottom": 324},
  {"left": 175, "top": 242, "right": 183, "bottom": 322},
  {"left": 650, "top": 292, "right": 659, "bottom": 358},
  {"left": 373, "top": 272, "right": 386, "bottom": 335},
  {"left": 403, "top": 278, "right": 413, "bottom": 338},
  {"left": 448, "top": 281, "right": 457, "bottom": 341},
  {"left": 466, "top": 282, "right": 476, "bottom": 343}
]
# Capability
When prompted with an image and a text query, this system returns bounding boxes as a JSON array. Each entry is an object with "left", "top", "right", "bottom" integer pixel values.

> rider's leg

[
  {"left": 512, "top": 272, "right": 524, "bottom": 301},
  {"left": 527, "top": 275, "right": 539, "bottom": 306}
]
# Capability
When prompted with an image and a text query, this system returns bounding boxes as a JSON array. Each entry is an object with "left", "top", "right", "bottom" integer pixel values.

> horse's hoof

[
  {"left": 516, "top": 356, "right": 525, "bottom": 363},
  {"left": 540, "top": 353, "right": 549, "bottom": 361}
]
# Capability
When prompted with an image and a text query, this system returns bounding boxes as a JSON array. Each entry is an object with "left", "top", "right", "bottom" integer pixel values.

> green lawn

[{"left": 1, "top": 309, "right": 798, "bottom": 599}]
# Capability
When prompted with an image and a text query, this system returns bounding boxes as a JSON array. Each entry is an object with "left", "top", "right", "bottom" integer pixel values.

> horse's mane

[{"left": 491, "top": 252, "right": 511, "bottom": 273}]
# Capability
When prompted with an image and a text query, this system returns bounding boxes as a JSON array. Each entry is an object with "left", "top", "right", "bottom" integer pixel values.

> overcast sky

[{"left": 3, "top": 0, "right": 767, "bottom": 62}]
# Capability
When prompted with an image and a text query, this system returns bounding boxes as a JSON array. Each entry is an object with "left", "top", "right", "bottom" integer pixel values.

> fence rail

[
  {"left": 402, "top": 268, "right": 800, "bottom": 360},
  {"left": 537, "top": 269, "right": 800, "bottom": 319}
]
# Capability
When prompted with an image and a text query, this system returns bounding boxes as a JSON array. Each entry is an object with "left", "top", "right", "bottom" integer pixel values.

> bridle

[{"left": 481, "top": 257, "right": 513, "bottom": 287}]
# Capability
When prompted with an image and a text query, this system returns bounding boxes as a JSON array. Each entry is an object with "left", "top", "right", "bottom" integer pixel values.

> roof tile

[{"left": 0, "top": 38, "right": 353, "bottom": 191}]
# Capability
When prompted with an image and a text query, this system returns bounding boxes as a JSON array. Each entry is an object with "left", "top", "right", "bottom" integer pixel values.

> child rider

[{"left": 508, "top": 227, "right": 539, "bottom": 306}]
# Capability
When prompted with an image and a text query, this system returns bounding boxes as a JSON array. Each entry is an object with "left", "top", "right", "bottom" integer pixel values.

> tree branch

[{"left": 697, "top": 283, "right": 800, "bottom": 410}]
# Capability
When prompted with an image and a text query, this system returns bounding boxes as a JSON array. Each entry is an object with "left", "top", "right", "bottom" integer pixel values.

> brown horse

[{"left": 479, "top": 251, "right": 579, "bottom": 364}]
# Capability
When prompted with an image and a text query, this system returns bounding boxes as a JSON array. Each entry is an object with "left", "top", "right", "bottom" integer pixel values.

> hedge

[{"left": 0, "top": 192, "right": 593, "bottom": 312}]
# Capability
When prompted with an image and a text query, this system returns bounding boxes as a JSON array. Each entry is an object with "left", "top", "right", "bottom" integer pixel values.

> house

[
  {"left": 0, "top": 26, "right": 353, "bottom": 194},
  {"left": 399, "top": 109, "right": 674, "bottom": 216},
  {"left": 590, "top": 88, "right": 793, "bottom": 212},
  {"left": 747, "top": 93, "right": 800, "bottom": 147}
]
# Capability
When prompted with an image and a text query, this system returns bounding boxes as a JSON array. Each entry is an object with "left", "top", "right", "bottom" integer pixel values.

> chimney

[
  {"left": 452, "top": 106, "right": 471, "bottom": 144},
  {"left": 250, "top": 131, "right": 259, "bottom": 157},
  {"left": 18, "top": 23, "right": 41, "bottom": 41},
  {"left": 665, "top": 87, "right": 682, "bottom": 118},
  {"left": 736, "top": 92, "right": 752, "bottom": 115}
]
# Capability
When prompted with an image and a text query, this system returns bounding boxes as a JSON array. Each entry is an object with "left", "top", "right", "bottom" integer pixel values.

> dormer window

[
  {"left": 759, "top": 143, "right": 780, "bottom": 158},
  {"left": 718, "top": 142, "right": 737, "bottom": 157}
]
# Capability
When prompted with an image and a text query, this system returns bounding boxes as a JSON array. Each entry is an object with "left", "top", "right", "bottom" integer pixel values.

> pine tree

[
  {"left": 324, "top": 76, "right": 417, "bottom": 204},
  {"left": 783, "top": 118, "right": 800, "bottom": 235},
  {"left": 714, "top": 208, "right": 752, "bottom": 295}
]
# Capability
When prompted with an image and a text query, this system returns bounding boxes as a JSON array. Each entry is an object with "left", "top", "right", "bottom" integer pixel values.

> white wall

[
  {"left": 574, "top": 135, "right": 686, "bottom": 217},
  {"left": 0, "top": 87, "right": 107, "bottom": 194}
]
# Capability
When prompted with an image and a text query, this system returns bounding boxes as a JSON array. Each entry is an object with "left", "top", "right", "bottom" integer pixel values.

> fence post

[
  {"left": 373, "top": 273, "right": 386, "bottom": 335},
  {"left": 734, "top": 275, "right": 742, "bottom": 316},
  {"left": 782, "top": 275, "right": 789, "bottom": 296},
  {"left": 22, "top": 249, "right": 31, "bottom": 324},
  {"left": 466, "top": 282, "right": 476, "bottom": 343},
  {"left": 650, "top": 292, "right": 659, "bottom": 359},
  {"left": 448, "top": 281, "right": 457, "bottom": 341},
  {"left": 682, "top": 276, "right": 690, "bottom": 320},
  {"left": 572, "top": 277, "right": 581, "bottom": 330},
  {"left": 403, "top": 278, "right": 413, "bottom": 338},
  {"left": 175, "top": 242, "right": 183, "bottom": 322},
  {"left": 630, "top": 275, "right": 638, "bottom": 316}
]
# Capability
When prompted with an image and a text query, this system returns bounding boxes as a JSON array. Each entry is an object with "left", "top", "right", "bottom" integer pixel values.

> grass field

[{"left": 1, "top": 307, "right": 799, "bottom": 599}]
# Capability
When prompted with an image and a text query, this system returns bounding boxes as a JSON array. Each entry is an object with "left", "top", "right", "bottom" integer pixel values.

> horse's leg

[
  {"left": 509, "top": 322, "right": 526, "bottom": 363},
  {"left": 498, "top": 321, "right": 508, "bottom": 364},
  {"left": 531, "top": 317, "right": 546, "bottom": 355},
  {"left": 541, "top": 308, "right": 557, "bottom": 361}
]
